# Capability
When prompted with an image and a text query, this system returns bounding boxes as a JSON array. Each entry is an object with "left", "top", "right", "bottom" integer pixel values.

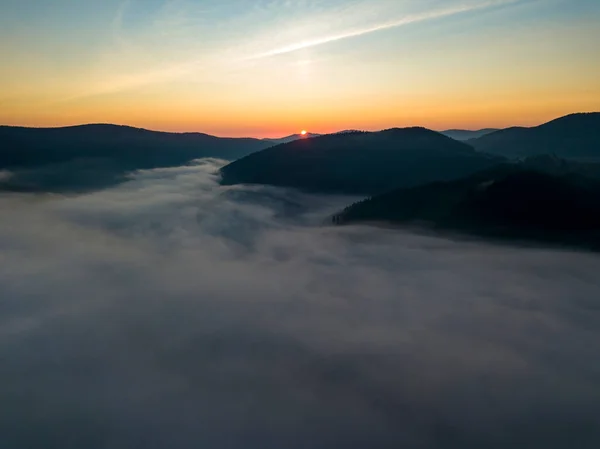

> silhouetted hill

[
  {"left": 0, "top": 124, "right": 270, "bottom": 168},
  {"left": 441, "top": 128, "right": 499, "bottom": 141},
  {"left": 518, "top": 154, "right": 600, "bottom": 178},
  {"left": 262, "top": 133, "right": 321, "bottom": 145},
  {"left": 469, "top": 113, "right": 600, "bottom": 159},
  {"left": 0, "top": 124, "right": 271, "bottom": 191},
  {"left": 220, "top": 128, "right": 502, "bottom": 195},
  {"left": 334, "top": 158, "right": 600, "bottom": 251}
]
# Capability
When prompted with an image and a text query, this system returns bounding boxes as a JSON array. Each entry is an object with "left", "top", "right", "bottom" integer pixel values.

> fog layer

[{"left": 1, "top": 159, "right": 599, "bottom": 449}]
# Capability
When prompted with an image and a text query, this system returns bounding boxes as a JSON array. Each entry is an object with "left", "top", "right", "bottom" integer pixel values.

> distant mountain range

[
  {"left": 0, "top": 124, "right": 273, "bottom": 192},
  {"left": 262, "top": 130, "right": 366, "bottom": 145},
  {"left": 2, "top": 112, "right": 600, "bottom": 204},
  {"left": 262, "top": 133, "right": 321, "bottom": 145},
  {"left": 468, "top": 113, "right": 600, "bottom": 159},
  {"left": 440, "top": 128, "right": 499, "bottom": 141},
  {"left": 220, "top": 128, "right": 502, "bottom": 195},
  {"left": 333, "top": 156, "right": 600, "bottom": 251},
  {"left": 0, "top": 124, "right": 271, "bottom": 168}
]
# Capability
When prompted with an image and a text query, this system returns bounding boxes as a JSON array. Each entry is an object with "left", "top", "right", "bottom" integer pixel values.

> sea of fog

[{"left": 1, "top": 159, "right": 599, "bottom": 448}]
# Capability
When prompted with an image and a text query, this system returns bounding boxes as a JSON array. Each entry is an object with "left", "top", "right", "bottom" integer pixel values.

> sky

[{"left": 1, "top": 0, "right": 600, "bottom": 137}]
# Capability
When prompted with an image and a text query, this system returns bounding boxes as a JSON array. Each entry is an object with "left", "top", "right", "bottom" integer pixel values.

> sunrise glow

[
  {"left": 2, "top": 2, "right": 600, "bottom": 447},
  {"left": 1, "top": 1, "right": 599, "bottom": 136}
]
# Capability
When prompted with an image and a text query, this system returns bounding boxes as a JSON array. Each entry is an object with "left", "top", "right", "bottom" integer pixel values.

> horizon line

[{"left": 2, "top": 111, "right": 598, "bottom": 139}]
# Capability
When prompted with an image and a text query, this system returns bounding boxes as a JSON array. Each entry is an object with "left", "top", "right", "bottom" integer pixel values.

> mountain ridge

[
  {"left": 441, "top": 128, "right": 499, "bottom": 141},
  {"left": 333, "top": 157, "right": 600, "bottom": 251},
  {"left": 468, "top": 112, "right": 600, "bottom": 159},
  {"left": 220, "top": 127, "right": 502, "bottom": 195},
  {"left": 262, "top": 132, "right": 321, "bottom": 145},
  {"left": 0, "top": 124, "right": 273, "bottom": 192}
]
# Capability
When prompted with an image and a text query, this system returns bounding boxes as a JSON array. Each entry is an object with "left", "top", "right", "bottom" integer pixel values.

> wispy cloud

[
  {"left": 58, "top": 0, "right": 522, "bottom": 101},
  {"left": 248, "top": 0, "right": 520, "bottom": 59},
  {"left": 112, "top": 0, "right": 132, "bottom": 46}
]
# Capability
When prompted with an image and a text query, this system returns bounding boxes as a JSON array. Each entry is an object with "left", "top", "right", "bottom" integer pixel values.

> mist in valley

[{"left": 1, "top": 159, "right": 599, "bottom": 448}]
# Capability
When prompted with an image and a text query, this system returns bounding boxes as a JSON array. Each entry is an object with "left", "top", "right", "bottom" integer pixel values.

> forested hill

[
  {"left": 220, "top": 128, "right": 501, "bottom": 195},
  {"left": 469, "top": 113, "right": 600, "bottom": 159}
]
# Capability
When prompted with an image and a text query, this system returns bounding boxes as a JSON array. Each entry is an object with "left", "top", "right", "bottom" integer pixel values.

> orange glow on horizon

[
  {"left": 1, "top": 87, "right": 599, "bottom": 139},
  {"left": 1, "top": 1, "right": 599, "bottom": 140}
]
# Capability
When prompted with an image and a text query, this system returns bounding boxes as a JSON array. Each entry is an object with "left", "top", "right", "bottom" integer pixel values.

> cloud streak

[
  {"left": 248, "top": 0, "right": 520, "bottom": 59},
  {"left": 54, "top": 0, "right": 522, "bottom": 102}
]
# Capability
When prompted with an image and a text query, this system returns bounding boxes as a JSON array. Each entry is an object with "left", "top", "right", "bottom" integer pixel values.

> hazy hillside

[
  {"left": 334, "top": 159, "right": 600, "bottom": 250},
  {"left": 262, "top": 133, "right": 321, "bottom": 145},
  {"left": 0, "top": 124, "right": 271, "bottom": 191},
  {"left": 221, "top": 128, "right": 502, "bottom": 195},
  {"left": 441, "top": 128, "right": 499, "bottom": 141},
  {"left": 469, "top": 112, "right": 600, "bottom": 159},
  {"left": 0, "top": 124, "right": 271, "bottom": 168}
]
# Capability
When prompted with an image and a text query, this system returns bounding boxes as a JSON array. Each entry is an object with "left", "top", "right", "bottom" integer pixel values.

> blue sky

[{"left": 1, "top": 0, "right": 599, "bottom": 135}]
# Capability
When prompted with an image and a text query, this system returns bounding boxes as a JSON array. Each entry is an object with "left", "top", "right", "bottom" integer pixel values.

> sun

[{"left": 301, "top": 130, "right": 307, "bottom": 136}]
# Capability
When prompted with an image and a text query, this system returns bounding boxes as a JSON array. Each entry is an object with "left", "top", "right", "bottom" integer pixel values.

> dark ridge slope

[
  {"left": 0, "top": 124, "right": 271, "bottom": 169},
  {"left": 220, "top": 128, "right": 502, "bottom": 195},
  {"left": 334, "top": 158, "right": 600, "bottom": 251},
  {"left": 262, "top": 133, "right": 321, "bottom": 145},
  {"left": 441, "top": 128, "right": 499, "bottom": 141},
  {"left": 0, "top": 124, "right": 272, "bottom": 192},
  {"left": 469, "top": 113, "right": 600, "bottom": 159}
]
